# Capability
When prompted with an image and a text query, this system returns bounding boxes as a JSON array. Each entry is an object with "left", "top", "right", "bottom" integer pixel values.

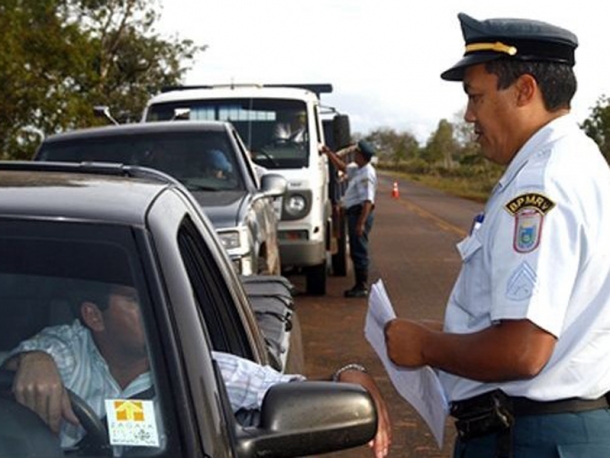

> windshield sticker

[{"left": 105, "top": 399, "right": 159, "bottom": 447}]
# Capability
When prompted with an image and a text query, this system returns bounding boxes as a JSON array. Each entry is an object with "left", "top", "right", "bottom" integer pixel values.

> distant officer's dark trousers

[
  {"left": 346, "top": 204, "right": 374, "bottom": 289},
  {"left": 453, "top": 408, "right": 610, "bottom": 458}
]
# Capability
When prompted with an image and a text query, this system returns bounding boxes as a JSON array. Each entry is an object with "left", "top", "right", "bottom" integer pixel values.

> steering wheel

[
  {"left": 0, "top": 369, "right": 110, "bottom": 455},
  {"left": 254, "top": 148, "right": 280, "bottom": 167}
]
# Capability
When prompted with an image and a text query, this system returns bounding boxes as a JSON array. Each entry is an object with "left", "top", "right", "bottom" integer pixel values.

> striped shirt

[
  {"left": 11, "top": 320, "right": 303, "bottom": 448},
  {"left": 11, "top": 320, "right": 152, "bottom": 448},
  {"left": 212, "top": 350, "right": 304, "bottom": 413}
]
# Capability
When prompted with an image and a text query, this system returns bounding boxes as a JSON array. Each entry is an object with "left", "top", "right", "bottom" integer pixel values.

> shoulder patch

[{"left": 504, "top": 192, "right": 555, "bottom": 216}]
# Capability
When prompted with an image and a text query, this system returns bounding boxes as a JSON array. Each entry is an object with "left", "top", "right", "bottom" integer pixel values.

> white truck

[{"left": 142, "top": 84, "right": 351, "bottom": 295}]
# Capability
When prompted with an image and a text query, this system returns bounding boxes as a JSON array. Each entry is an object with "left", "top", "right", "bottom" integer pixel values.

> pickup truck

[
  {"left": 142, "top": 84, "right": 352, "bottom": 295},
  {"left": 0, "top": 162, "right": 376, "bottom": 457},
  {"left": 34, "top": 121, "right": 286, "bottom": 277}
]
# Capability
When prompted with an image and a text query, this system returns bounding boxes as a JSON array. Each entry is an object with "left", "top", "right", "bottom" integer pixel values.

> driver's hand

[
  {"left": 12, "top": 351, "right": 80, "bottom": 433},
  {"left": 338, "top": 369, "right": 391, "bottom": 458}
]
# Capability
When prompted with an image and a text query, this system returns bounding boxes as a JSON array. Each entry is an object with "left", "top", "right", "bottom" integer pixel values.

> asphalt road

[{"left": 287, "top": 172, "right": 484, "bottom": 457}]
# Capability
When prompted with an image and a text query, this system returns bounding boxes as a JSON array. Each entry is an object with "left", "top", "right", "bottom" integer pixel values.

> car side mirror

[
  {"left": 235, "top": 381, "right": 377, "bottom": 457},
  {"left": 259, "top": 173, "right": 287, "bottom": 198}
]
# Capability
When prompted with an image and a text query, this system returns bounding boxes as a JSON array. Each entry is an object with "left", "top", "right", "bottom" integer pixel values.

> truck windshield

[{"left": 146, "top": 98, "right": 309, "bottom": 170}]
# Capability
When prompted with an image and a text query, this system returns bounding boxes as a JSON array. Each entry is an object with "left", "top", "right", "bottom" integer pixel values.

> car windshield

[
  {"left": 38, "top": 131, "right": 243, "bottom": 192},
  {"left": 0, "top": 219, "right": 170, "bottom": 457},
  {"left": 146, "top": 98, "right": 309, "bottom": 170}
]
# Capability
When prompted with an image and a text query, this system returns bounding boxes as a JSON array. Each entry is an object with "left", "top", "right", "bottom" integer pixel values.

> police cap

[
  {"left": 441, "top": 13, "right": 578, "bottom": 81},
  {"left": 357, "top": 140, "right": 375, "bottom": 161}
]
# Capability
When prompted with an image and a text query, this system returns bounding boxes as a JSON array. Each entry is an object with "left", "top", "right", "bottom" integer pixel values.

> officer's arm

[
  {"left": 319, "top": 145, "right": 347, "bottom": 172},
  {"left": 385, "top": 318, "right": 556, "bottom": 382}
]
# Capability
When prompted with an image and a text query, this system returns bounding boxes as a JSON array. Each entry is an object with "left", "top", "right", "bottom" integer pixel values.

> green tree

[
  {"left": 451, "top": 109, "right": 483, "bottom": 166},
  {"left": 422, "top": 119, "right": 456, "bottom": 167},
  {"left": 0, "top": 0, "right": 204, "bottom": 159},
  {"left": 364, "top": 127, "right": 419, "bottom": 165},
  {"left": 581, "top": 95, "right": 610, "bottom": 162}
]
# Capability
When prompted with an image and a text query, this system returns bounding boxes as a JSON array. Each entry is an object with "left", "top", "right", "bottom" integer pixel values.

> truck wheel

[
  {"left": 331, "top": 214, "right": 348, "bottom": 277},
  {"left": 305, "top": 262, "right": 327, "bottom": 295}
]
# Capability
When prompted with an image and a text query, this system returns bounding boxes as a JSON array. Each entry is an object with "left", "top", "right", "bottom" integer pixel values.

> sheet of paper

[{"left": 365, "top": 279, "right": 449, "bottom": 448}]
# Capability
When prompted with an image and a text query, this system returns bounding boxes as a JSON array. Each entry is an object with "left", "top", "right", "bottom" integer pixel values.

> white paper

[{"left": 365, "top": 280, "right": 449, "bottom": 448}]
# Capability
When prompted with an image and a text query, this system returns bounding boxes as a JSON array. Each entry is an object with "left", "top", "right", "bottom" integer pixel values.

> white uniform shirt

[
  {"left": 343, "top": 162, "right": 377, "bottom": 209},
  {"left": 440, "top": 115, "right": 610, "bottom": 403}
]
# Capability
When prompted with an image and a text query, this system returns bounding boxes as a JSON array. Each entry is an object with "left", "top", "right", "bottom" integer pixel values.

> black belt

[
  {"left": 451, "top": 390, "right": 610, "bottom": 420},
  {"left": 510, "top": 394, "right": 609, "bottom": 416},
  {"left": 346, "top": 204, "right": 374, "bottom": 215}
]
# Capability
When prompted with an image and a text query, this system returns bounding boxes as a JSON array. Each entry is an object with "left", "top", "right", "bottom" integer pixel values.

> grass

[{"left": 378, "top": 164, "right": 500, "bottom": 203}]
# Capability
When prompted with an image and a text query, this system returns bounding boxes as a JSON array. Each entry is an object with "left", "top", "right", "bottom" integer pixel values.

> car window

[
  {"left": 38, "top": 131, "right": 244, "bottom": 192},
  {"left": 177, "top": 215, "right": 256, "bottom": 361},
  {"left": 0, "top": 219, "right": 177, "bottom": 457}
]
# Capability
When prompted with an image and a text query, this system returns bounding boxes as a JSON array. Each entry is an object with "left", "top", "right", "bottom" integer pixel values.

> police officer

[
  {"left": 384, "top": 13, "right": 610, "bottom": 457},
  {"left": 321, "top": 140, "right": 377, "bottom": 298}
]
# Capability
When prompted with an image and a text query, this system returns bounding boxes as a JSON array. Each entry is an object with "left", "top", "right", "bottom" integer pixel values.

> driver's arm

[{"left": 4, "top": 351, "right": 79, "bottom": 433}]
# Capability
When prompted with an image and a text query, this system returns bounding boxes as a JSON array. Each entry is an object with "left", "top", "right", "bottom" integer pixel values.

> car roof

[
  {"left": 0, "top": 162, "right": 173, "bottom": 227},
  {"left": 42, "top": 120, "right": 232, "bottom": 144}
]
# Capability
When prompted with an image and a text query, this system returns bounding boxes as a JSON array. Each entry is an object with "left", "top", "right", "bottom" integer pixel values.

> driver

[
  {"left": 3, "top": 282, "right": 391, "bottom": 457},
  {"left": 272, "top": 110, "right": 307, "bottom": 143},
  {"left": 206, "top": 148, "right": 233, "bottom": 179}
]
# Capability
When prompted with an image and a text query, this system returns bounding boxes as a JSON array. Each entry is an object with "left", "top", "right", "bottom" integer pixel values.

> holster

[
  {"left": 452, "top": 389, "right": 514, "bottom": 440},
  {"left": 451, "top": 390, "right": 514, "bottom": 457}
]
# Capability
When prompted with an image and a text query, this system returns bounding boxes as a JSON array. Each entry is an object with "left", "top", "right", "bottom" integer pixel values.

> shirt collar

[{"left": 496, "top": 114, "right": 575, "bottom": 194}]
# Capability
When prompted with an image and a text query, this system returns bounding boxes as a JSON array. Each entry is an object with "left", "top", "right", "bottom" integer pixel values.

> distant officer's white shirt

[
  {"left": 343, "top": 162, "right": 377, "bottom": 209},
  {"left": 440, "top": 115, "right": 610, "bottom": 403}
]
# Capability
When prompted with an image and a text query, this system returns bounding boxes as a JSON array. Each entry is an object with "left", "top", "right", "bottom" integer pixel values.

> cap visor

[{"left": 440, "top": 53, "right": 501, "bottom": 81}]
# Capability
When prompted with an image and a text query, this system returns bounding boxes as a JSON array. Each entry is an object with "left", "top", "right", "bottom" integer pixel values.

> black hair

[
  {"left": 70, "top": 281, "right": 114, "bottom": 317},
  {"left": 485, "top": 59, "right": 577, "bottom": 111}
]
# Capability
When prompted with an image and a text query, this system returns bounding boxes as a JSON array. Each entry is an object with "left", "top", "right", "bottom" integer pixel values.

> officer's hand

[
  {"left": 356, "top": 222, "right": 365, "bottom": 237},
  {"left": 318, "top": 144, "right": 331, "bottom": 155},
  {"left": 384, "top": 318, "right": 429, "bottom": 368},
  {"left": 12, "top": 351, "right": 80, "bottom": 433},
  {"left": 339, "top": 369, "right": 391, "bottom": 458}
]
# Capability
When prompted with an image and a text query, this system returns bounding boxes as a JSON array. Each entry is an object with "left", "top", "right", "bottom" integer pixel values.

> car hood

[{"left": 190, "top": 190, "right": 247, "bottom": 229}]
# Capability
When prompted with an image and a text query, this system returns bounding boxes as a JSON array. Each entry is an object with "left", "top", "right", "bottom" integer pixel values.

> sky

[{"left": 157, "top": 0, "right": 610, "bottom": 143}]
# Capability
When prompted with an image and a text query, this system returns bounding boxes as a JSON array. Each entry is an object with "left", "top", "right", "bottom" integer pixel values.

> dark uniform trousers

[
  {"left": 346, "top": 204, "right": 374, "bottom": 287},
  {"left": 452, "top": 390, "right": 610, "bottom": 458}
]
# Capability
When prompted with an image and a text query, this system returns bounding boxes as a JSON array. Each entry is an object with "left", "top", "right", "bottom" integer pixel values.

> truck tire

[
  {"left": 331, "top": 213, "right": 348, "bottom": 277},
  {"left": 305, "top": 262, "right": 327, "bottom": 295}
]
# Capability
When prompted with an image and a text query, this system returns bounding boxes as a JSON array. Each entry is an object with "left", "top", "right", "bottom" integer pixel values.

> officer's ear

[
  {"left": 80, "top": 301, "right": 105, "bottom": 332},
  {"left": 514, "top": 74, "right": 538, "bottom": 107}
]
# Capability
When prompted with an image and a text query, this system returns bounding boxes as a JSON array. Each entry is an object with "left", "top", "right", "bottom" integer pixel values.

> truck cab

[{"left": 143, "top": 84, "right": 351, "bottom": 295}]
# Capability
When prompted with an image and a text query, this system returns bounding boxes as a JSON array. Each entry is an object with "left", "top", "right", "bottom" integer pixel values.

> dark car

[
  {"left": 0, "top": 162, "right": 376, "bottom": 457},
  {"left": 34, "top": 121, "right": 286, "bottom": 276}
]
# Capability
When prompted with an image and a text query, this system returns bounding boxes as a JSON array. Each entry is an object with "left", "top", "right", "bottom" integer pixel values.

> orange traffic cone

[{"left": 391, "top": 181, "right": 400, "bottom": 199}]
